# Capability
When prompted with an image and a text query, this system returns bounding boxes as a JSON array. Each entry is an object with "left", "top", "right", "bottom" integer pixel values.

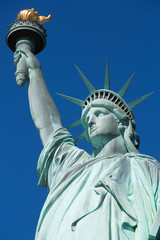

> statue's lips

[{"left": 90, "top": 126, "right": 96, "bottom": 134}]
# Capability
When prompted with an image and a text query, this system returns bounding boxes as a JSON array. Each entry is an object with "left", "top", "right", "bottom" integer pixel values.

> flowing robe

[{"left": 35, "top": 128, "right": 160, "bottom": 240}]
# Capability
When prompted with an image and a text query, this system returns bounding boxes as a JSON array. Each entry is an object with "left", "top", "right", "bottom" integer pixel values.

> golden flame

[{"left": 17, "top": 8, "right": 51, "bottom": 25}]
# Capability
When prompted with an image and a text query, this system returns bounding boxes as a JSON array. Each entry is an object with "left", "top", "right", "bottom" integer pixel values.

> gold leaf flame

[{"left": 17, "top": 8, "right": 51, "bottom": 25}]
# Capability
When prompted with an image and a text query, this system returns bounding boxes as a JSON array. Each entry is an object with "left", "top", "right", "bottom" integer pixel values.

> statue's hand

[
  {"left": 14, "top": 49, "right": 40, "bottom": 70},
  {"left": 14, "top": 48, "right": 42, "bottom": 87}
]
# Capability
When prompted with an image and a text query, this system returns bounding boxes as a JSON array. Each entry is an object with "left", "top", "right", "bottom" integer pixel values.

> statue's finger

[
  {"left": 18, "top": 50, "right": 28, "bottom": 58},
  {"left": 14, "top": 52, "right": 21, "bottom": 59},
  {"left": 15, "top": 50, "right": 20, "bottom": 54},
  {"left": 14, "top": 54, "right": 22, "bottom": 65},
  {"left": 14, "top": 54, "right": 21, "bottom": 61}
]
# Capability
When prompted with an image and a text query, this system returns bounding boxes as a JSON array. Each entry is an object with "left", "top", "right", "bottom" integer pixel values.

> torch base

[{"left": 6, "top": 20, "right": 47, "bottom": 54}]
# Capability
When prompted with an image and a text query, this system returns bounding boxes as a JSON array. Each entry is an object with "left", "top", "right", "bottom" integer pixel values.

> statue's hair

[
  {"left": 102, "top": 104, "right": 140, "bottom": 151},
  {"left": 118, "top": 117, "right": 140, "bottom": 151}
]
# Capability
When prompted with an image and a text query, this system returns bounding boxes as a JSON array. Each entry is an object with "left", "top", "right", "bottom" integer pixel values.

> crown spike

[
  {"left": 74, "top": 65, "right": 95, "bottom": 93},
  {"left": 104, "top": 59, "right": 110, "bottom": 90},
  {"left": 118, "top": 72, "right": 136, "bottom": 98},
  {"left": 128, "top": 92, "right": 154, "bottom": 109},
  {"left": 56, "top": 93, "right": 84, "bottom": 107},
  {"left": 75, "top": 132, "right": 86, "bottom": 143},
  {"left": 66, "top": 119, "right": 81, "bottom": 129}
]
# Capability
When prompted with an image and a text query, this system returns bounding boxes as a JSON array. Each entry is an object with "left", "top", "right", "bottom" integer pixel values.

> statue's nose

[{"left": 88, "top": 115, "right": 96, "bottom": 125}]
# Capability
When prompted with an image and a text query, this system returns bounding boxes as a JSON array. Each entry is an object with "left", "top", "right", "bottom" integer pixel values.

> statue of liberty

[{"left": 11, "top": 8, "right": 160, "bottom": 240}]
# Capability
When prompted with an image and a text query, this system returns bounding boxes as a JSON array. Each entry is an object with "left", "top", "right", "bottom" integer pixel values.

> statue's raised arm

[
  {"left": 6, "top": 8, "right": 62, "bottom": 146},
  {"left": 14, "top": 48, "right": 62, "bottom": 146}
]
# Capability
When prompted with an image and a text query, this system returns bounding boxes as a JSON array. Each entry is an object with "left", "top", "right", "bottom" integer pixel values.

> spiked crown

[{"left": 57, "top": 61, "right": 153, "bottom": 143}]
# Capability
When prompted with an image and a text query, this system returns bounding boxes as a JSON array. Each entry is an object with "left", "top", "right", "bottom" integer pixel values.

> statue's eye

[
  {"left": 98, "top": 113, "right": 105, "bottom": 117},
  {"left": 95, "top": 111, "right": 105, "bottom": 117}
]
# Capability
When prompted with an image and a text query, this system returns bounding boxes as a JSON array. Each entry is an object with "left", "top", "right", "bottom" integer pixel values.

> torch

[{"left": 6, "top": 8, "right": 51, "bottom": 87}]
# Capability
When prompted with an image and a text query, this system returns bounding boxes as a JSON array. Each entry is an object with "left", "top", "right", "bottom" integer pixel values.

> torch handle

[{"left": 14, "top": 41, "right": 33, "bottom": 87}]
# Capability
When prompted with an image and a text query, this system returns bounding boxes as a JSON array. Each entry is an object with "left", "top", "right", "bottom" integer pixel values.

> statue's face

[{"left": 85, "top": 106, "right": 120, "bottom": 148}]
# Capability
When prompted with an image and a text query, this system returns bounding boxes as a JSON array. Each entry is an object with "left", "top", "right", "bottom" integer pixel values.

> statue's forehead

[
  {"left": 86, "top": 104, "right": 111, "bottom": 114},
  {"left": 88, "top": 103, "right": 111, "bottom": 112},
  {"left": 84, "top": 100, "right": 116, "bottom": 116}
]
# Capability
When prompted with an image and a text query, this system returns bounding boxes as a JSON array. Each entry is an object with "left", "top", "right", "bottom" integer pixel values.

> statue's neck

[{"left": 92, "top": 135, "right": 128, "bottom": 157}]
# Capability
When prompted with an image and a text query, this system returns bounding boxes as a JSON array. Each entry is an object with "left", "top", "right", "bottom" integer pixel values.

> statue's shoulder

[{"left": 126, "top": 153, "right": 160, "bottom": 170}]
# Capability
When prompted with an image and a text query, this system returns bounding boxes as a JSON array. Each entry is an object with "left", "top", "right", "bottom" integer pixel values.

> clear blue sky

[{"left": 1, "top": 0, "right": 160, "bottom": 239}]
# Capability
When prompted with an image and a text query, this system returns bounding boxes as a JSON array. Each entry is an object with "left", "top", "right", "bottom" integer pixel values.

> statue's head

[
  {"left": 81, "top": 92, "right": 139, "bottom": 152},
  {"left": 57, "top": 61, "right": 153, "bottom": 153}
]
